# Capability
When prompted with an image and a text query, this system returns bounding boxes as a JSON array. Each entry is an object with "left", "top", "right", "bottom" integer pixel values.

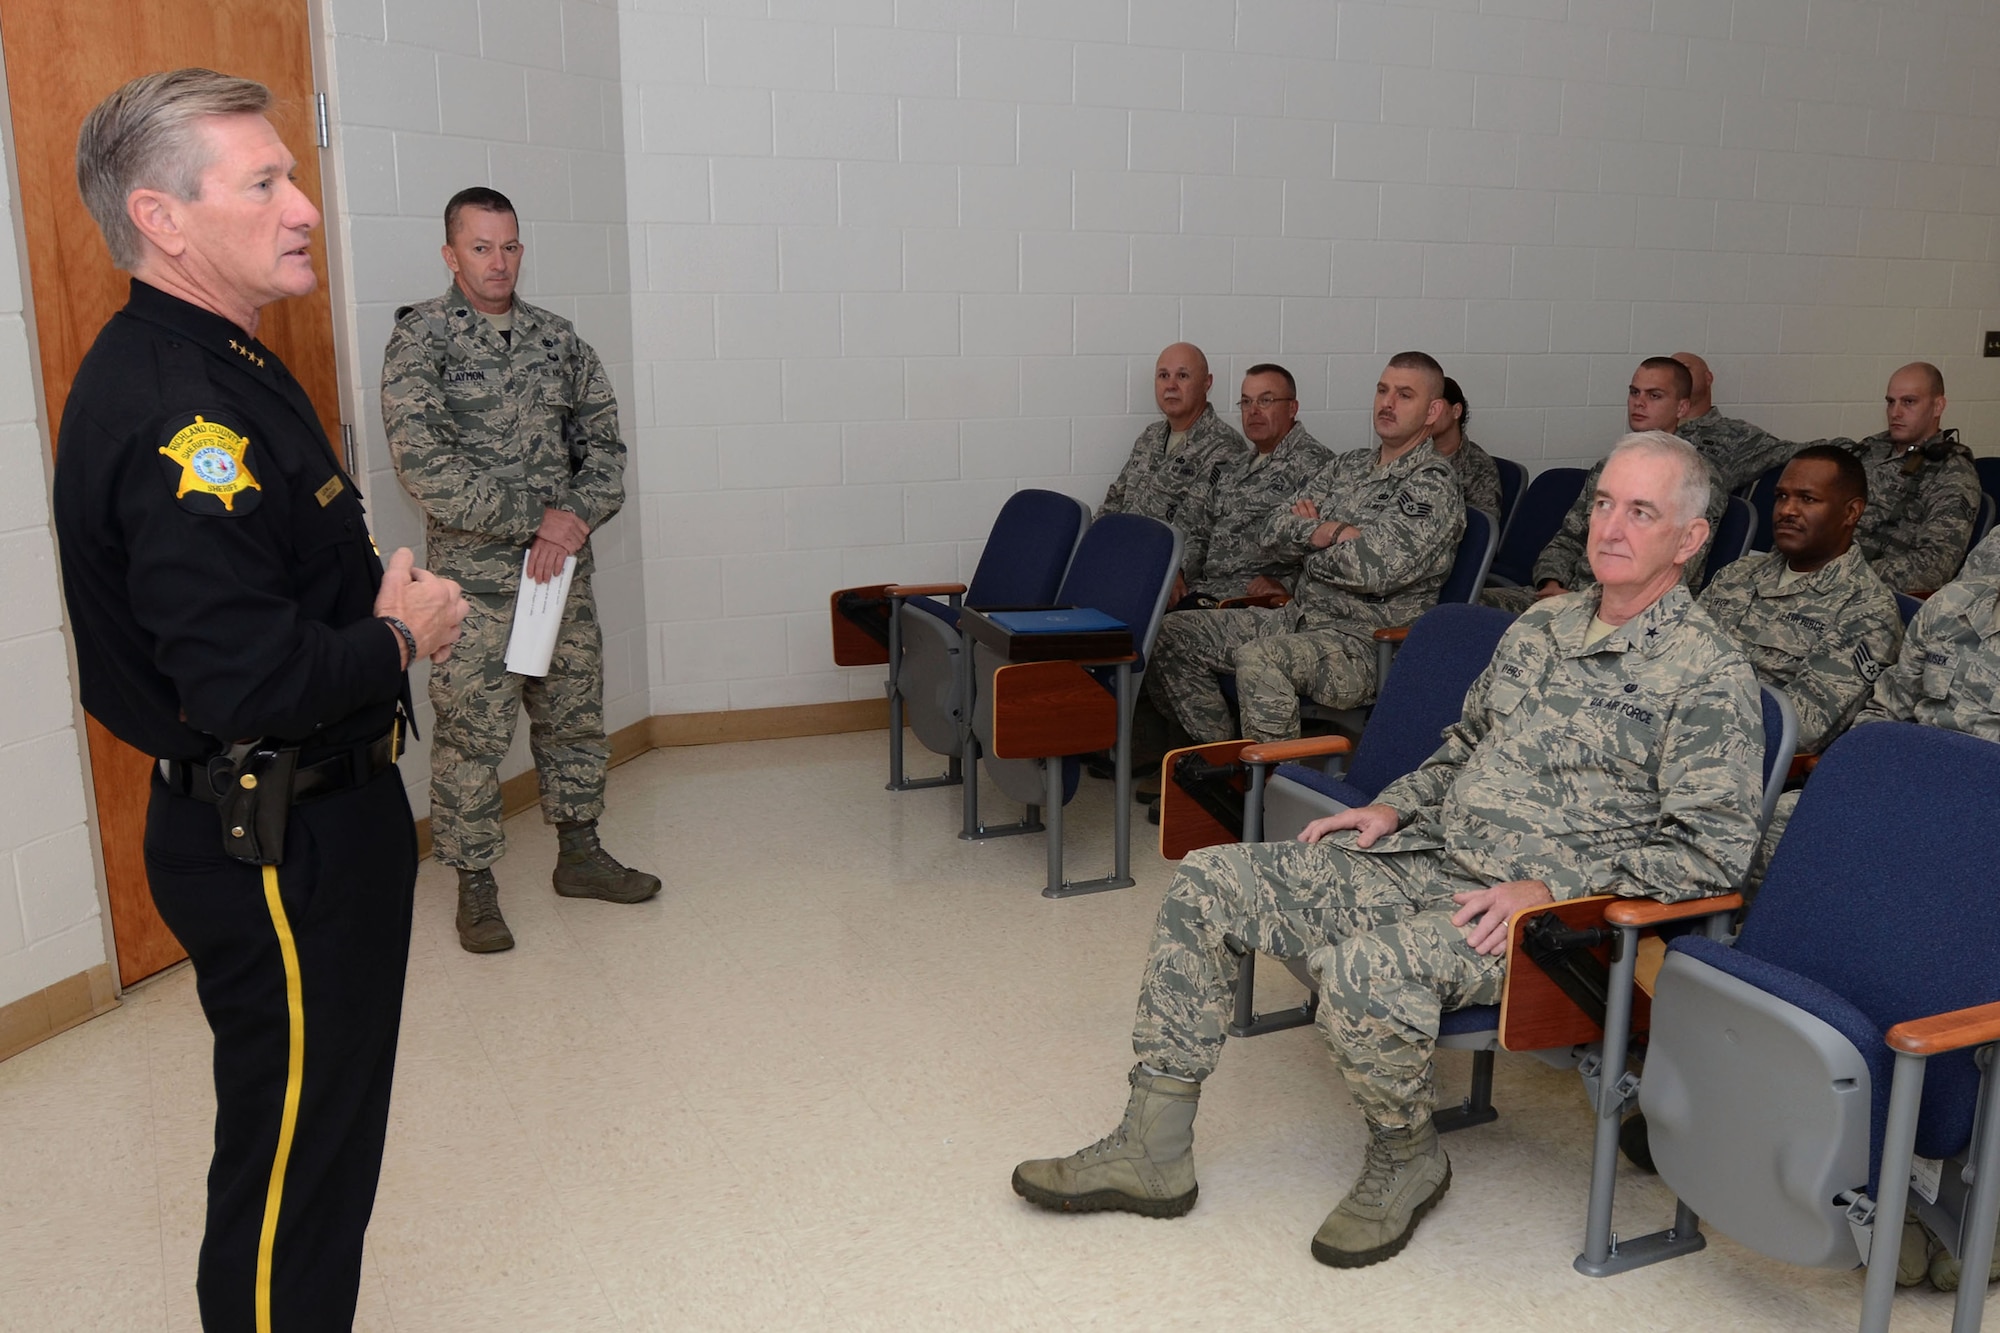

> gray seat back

[
  {"left": 898, "top": 603, "right": 967, "bottom": 758},
  {"left": 1640, "top": 950, "right": 1873, "bottom": 1268},
  {"left": 973, "top": 514, "right": 1183, "bottom": 810},
  {"left": 897, "top": 489, "right": 1093, "bottom": 763}
]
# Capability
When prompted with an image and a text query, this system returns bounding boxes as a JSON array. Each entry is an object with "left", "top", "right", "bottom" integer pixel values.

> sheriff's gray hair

[
  {"left": 76, "top": 69, "right": 271, "bottom": 270},
  {"left": 1606, "top": 430, "right": 1711, "bottom": 526}
]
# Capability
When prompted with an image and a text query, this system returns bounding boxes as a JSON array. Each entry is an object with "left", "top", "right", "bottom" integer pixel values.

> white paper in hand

[{"left": 504, "top": 551, "right": 576, "bottom": 677}]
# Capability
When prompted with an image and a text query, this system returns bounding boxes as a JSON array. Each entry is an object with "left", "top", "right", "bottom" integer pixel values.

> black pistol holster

[{"left": 210, "top": 741, "right": 300, "bottom": 866}]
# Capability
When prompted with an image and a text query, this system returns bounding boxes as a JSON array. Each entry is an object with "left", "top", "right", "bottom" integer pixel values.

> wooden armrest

[
  {"left": 1907, "top": 589, "right": 1934, "bottom": 601},
  {"left": 1372, "top": 624, "right": 1411, "bottom": 644},
  {"left": 1075, "top": 652, "right": 1139, "bottom": 667},
  {"left": 884, "top": 582, "right": 965, "bottom": 599},
  {"left": 1602, "top": 893, "right": 1743, "bottom": 928},
  {"left": 1890, "top": 1000, "right": 2000, "bottom": 1056},
  {"left": 1789, "top": 753, "right": 1821, "bottom": 781},
  {"left": 1160, "top": 740, "right": 1254, "bottom": 860},
  {"left": 1219, "top": 592, "right": 1292, "bottom": 609},
  {"left": 829, "top": 584, "right": 893, "bottom": 667},
  {"left": 1237, "top": 735, "right": 1355, "bottom": 766},
  {"left": 1499, "top": 895, "right": 1634, "bottom": 1051},
  {"left": 989, "top": 660, "right": 1116, "bottom": 759}
]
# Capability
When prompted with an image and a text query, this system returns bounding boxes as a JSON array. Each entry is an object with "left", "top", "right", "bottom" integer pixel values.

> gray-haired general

[{"left": 1013, "top": 432, "right": 1761, "bottom": 1270}]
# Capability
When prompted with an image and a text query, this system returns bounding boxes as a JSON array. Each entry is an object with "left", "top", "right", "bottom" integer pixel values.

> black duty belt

[{"left": 159, "top": 728, "right": 400, "bottom": 806}]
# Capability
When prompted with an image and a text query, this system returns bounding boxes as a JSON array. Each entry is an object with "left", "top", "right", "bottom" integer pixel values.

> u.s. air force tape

[{"left": 157, "top": 412, "right": 262, "bottom": 517}]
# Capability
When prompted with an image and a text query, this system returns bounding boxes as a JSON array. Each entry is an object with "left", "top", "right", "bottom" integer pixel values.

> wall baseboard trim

[
  {"left": 649, "top": 698, "right": 887, "bottom": 747},
  {"left": 413, "top": 699, "right": 889, "bottom": 859},
  {"left": 0, "top": 963, "right": 119, "bottom": 1064}
]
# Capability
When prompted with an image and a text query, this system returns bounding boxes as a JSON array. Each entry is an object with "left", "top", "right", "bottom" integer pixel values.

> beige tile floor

[{"left": 0, "top": 730, "right": 1981, "bottom": 1331}]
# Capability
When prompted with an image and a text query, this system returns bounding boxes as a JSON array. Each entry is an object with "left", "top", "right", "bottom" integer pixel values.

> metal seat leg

[
  {"left": 1045, "top": 663, "right": 1137, "bottom": 898},
  {"left": 1434, "top": 1049, "right": 1500, "bottom": 1134},
  {"left": 886, "top": 601, "right": 965, "bottom": 792},
  {"left": 1225, "top": 946, "right": 1319, "bottom": 1037},
  {"left": 1574, "top": 923, "right": 1706, "bottom": 1277}
]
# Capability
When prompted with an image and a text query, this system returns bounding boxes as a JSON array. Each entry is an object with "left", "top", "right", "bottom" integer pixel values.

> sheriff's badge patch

[{"left": 159, "top": 414, "right": 261, "bottom": 515}]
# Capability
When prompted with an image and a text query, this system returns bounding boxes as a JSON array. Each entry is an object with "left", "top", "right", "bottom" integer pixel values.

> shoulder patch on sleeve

[
  {"left": 156, "top": 412, "right": 262, "bottom": 517},
  {"left": 1398, "top": 489, "right": 1434, "bottom": 518},
  {"left": 1853, "top": 641, "right": 1884, "bottom": 682}
]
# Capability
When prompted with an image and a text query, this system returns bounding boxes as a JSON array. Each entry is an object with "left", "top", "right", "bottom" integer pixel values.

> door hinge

[
  {"left": 340, "top": 423, "right": 354, "bottom": 473},
  {"left": 315, "top": 93, "right": 330, "bottom": 149}
]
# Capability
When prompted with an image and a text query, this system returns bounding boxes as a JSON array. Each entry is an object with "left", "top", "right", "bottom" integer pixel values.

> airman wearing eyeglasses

[{"left": 1170, "top": 364, "right": 1332, "bottom": 605}]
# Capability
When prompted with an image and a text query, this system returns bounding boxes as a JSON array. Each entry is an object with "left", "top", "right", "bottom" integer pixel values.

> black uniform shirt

[{"left": 53, "top": 280, "right": 403, "bottom": 762}]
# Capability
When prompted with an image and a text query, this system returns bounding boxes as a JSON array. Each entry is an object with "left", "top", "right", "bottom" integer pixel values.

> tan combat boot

[
  {"left": 552, "top": 819, "right": 661, "bottom": 903},
  {"left": 1898, "top": 1212, "right": 1935, "bottom": 1287},
  {"left": 1311, "top": 1119, "right": 1451, "bottom": 1268},
  {"left": 455, "top": 867, "right": 514, "bottom": 953},
  {"left": 1928, "top": 1229, "right": 2000, "bottom": 1291},
  {"left": 1012, "top": 1065, "right": 1200, "bottom": 1219}
]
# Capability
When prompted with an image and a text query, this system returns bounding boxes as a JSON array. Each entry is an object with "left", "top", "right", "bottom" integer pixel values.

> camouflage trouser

[
  {"left": 1133, "top": 840, "right": 1504, "bottom": 1130},
  {"left": 1146, "top": 608, "right": 1379, "bottom": 744},
  {"left": 1480, "top": 584, "right": 1539, "bottom": 613},
  {"left": 427, "top": 574, "right": 608, "bottom": 869}
]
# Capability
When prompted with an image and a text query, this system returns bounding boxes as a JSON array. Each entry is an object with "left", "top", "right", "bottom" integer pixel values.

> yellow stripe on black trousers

[
  {"left": 145, "top": 764, "right": 417, "bottom": 1333},
  {"left": 255, "top": 863, "right": 306, "bottom": 1333}
]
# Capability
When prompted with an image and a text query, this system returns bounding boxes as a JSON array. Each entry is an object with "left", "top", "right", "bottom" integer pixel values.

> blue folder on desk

[{"left": 986, "top": 609, "right": 1127, "bottom": 634}]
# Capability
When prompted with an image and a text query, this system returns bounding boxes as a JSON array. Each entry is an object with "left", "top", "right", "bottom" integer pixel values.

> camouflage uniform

[
  {"left": 1840, "top": 432, "right": 1980, "bottom": 595},
  {"left": 1097, "top": 402, "right": 1246, "bottom": 526},
  {"left": 1135, "top": 586, "right": 1763, "bottom": 1129},
  {"left": 1959, "top": 526, "right": 2000, "bottom": 581},
  {"left": 1677, "top": 407, "right": 1799, "bottom": 494},
  {"left": 1146, "top": 442, "right": 1464, "bottom": 743},
  {"left": 382, "top": 285, "right": 627, "bottom": 870},
  {"left": 1178, "top": 422, "right": 1331, "bottom": 600},
  {"left": 1675, "top": 416, "right": 1977, "bottom": 594},
  {"left": 1853, "top": 564, "right": 2000, "bottom": 740},
  {"left": 1758, "top": 559, "right": 2000, "bottom": 887},
  {"left": 1440, "top": 436, "right": 1502, "bottom": 519},
  {"left": 1697, "top": 545, "right": 1904, "bottom": 753},
  {"left": 1482, "top": 450, "right": 1729, "bottom": 612}
]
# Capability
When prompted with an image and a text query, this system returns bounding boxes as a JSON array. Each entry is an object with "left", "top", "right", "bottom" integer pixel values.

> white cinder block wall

[
  {"left": 623, "top": 0, "right": 2000, "bottom": 713},
  {"left": 325, "top": 0, "right": 645, "bottom": 816},
  {"left": 5, "top": 0, "right": 2000, "bottom": 1008},
  {"left": 0, "top": 66, "right": 107, "bottom": 1010}
]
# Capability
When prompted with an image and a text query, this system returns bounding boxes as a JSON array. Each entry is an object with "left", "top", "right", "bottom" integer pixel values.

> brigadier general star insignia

[{"left": 158, "top": 414, "right": 262, "bottom": 515}]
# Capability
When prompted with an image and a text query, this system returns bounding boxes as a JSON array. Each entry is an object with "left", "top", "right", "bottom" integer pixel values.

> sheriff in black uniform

[{"left": 53, "top": 71, "right": 465, "bottom": 1332}]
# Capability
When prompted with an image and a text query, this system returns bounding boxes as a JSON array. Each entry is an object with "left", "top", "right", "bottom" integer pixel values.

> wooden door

[{"left": 0, "top": 1, "right": 343, "bottom": 985}]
